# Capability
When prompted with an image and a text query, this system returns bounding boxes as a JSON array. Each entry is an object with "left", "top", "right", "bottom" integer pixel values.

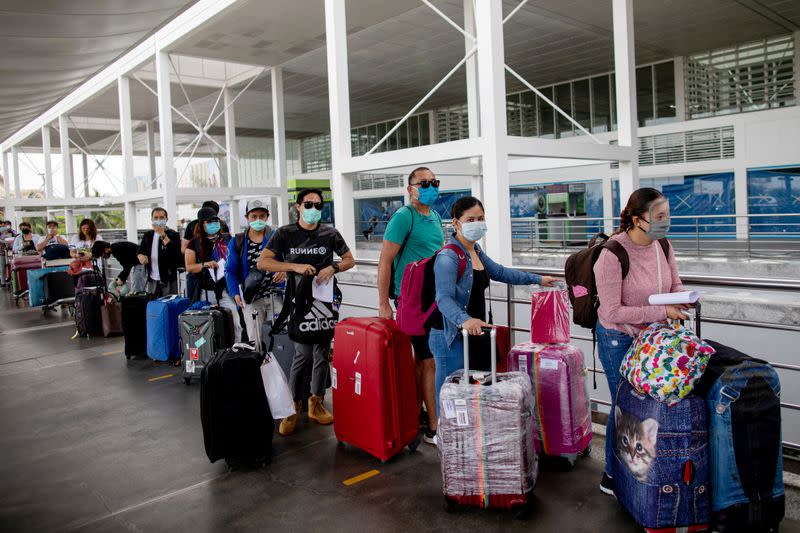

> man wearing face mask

[
  {"left": 225, "top": 199, "right": 286, "bottom": 342},
  {"left": 137, "top": 207, "right": 183, "bottom": 296},
  {"left": 258, "top": 188, "right": 355, "bottom": 436},
  {"left": 377, "top": 166, "right": 444, "bottom": 444}
]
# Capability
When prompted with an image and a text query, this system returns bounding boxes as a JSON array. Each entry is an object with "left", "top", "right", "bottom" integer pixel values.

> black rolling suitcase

[
  {"left": 179, "top": 306, "right": 235, "bottom": 384},
  {"left": 201, "top": 311, "right": 273, "bottom": 470},
  {"left": 121, "top": 293, "right": 157, "bottom": 358},
  {"left": 43, "top": 271, "right": 75, "bottom": 304},
  {"left": 74, "top": 289, "right": 103, "bottom": 337}
]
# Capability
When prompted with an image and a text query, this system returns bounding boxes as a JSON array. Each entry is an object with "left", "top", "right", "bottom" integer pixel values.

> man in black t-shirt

[{"left": 258, "top": 188, "right": 354, "bottom": 436}]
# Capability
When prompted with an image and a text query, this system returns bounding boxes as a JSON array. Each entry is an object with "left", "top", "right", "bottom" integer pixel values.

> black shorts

[{"left": 410, "top": 332, "right": 433, "bottom": 361}]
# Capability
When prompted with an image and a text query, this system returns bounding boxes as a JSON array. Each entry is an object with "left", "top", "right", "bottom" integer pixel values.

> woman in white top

[
  {"left": 12, "top": 221, "right": 41, "bottom": 254},
  {"left": 69, "top": 218, "right": 103, "bottom": 261}
]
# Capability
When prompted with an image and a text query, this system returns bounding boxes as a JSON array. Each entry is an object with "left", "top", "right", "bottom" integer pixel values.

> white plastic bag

[{"left": 260, "top": 352, "right": 295, "bottom": 419}]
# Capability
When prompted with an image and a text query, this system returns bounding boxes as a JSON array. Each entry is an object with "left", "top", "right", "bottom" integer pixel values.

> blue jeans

[
  {"left": 596, "top": 321, "right": 634, "bottom": 476},
  {"left": 429, "top": 328, "right": 465, "bottom": 412}
]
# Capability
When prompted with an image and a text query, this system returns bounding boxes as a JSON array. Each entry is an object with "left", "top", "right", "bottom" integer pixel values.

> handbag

[
  {"left": 260, "top": 351, "right": 296, "bottom": 419},
  {"left": 620, "top": 321, "right": 715, "bottom": 405}
]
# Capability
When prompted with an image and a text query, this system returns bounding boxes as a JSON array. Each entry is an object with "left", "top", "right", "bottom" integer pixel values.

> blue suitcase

[
  {"left": 612, "top": 380, "right": 710, "bottom": 532},
  {"left": 27, "top": 266, "right": 69, "bottom": 307},
  {"left": 146, "top": 295, "right": 190, "bottom": 361}
]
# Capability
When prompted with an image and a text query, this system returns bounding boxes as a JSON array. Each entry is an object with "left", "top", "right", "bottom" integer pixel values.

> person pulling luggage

[
  {"left": 225, "top": 199, "right": 285, "bottom": 343},
  {"left": 429, "top": 196, "right": 558, "bottom": 413},
  {"left": 137, "top": 207, "right": 183, "bottom": 296},
  {"left": 258, "top": 188, "right": 355, "bottom": 436},
  {"left": 593, "top": 187, "right": 688, "bottom": 497}
]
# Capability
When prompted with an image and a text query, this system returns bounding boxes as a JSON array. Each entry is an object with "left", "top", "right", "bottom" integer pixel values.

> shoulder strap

[
  {"left": 441, "top": 243, "right": 467, "bottom": 280},
  {"left": 234, "top": 233, "right": 245, "bottom": 254},
  {"left": 658, "top": 238, "right": 670, "bottom": 258},
  {"left": 602, "top": 240, "right": 630, "bottom": 279},
  {"left": 394, "top": 206, "right": 415, "bottom": 263},
  {"left": 264, "top": 227, "right": 276, "bottom": 248},
  {"left": 268, "top": 274, "right": 296, "bottom": 350}
]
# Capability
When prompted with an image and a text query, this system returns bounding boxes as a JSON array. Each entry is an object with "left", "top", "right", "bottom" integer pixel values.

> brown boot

[
  {"left": 279, "top": 401, "right": 302, "bottom": 436},
  {"left": 308, "top": 395, "right": 333, "bottom": 425}
]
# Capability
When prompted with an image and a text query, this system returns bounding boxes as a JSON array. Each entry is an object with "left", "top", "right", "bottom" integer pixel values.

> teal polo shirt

[{"left": 384, "top": 205, "right": 445, "bottom": 295}]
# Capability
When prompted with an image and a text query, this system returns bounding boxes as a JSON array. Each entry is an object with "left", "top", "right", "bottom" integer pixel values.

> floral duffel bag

[{"left": 620, "top": 321, "right": 715, "bottom": 406}]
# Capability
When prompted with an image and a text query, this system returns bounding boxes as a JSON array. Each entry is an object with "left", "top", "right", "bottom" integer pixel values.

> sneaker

[
  {"left": 423, "top": 429, "right": 437, "bottom": 445},
  {"left": 308, "top": 395, "right": 333, "bottom": 425},
  {"left": 418, "top": 408, "right": 429, "bottom": 430},
  {"left": 599, "top": 473, "right": 615, "bottom": 496},
  {"left": 279, "top": 401, "right": 302, "bottom": 436}
]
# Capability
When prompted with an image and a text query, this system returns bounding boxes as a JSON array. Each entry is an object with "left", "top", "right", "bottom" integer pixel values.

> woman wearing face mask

[
  {"left": 429, "top": 196, "right": 558, "bottom": 411},
  {"left": 12, "top": 222, "right": 41, "bottom": 254},
  {"left": 593, "top": 187, "right": 688, "bottom": 497},
  {"left": 185, "top": 206, "right": 242, "bottom": 342}
]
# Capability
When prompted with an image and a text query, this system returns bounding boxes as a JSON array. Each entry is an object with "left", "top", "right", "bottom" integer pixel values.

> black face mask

[{"left": 21, "top": 228, "right": 31, "bottom": 235}]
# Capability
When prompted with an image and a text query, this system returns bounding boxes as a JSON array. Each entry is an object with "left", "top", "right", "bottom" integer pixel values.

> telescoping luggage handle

[
  {"left": 461, "top": 326, "right": 497, "bottom": 386},
  {"left": 231, "top": 310, "right": 263, "bottom": 355}
]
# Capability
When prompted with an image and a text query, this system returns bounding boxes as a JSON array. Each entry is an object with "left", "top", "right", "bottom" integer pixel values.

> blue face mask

[
  {"left": 249, "top": 220, "right": 268, "bottom": 232},
  {"left": 460, "top": 221, "right": 487, "bottom": 242},
  {"left": 152, "top": 219, "right": 167, "bottom": 228},
  {"left": 205, "top": 222, "right": 221, "bottom": 235},
  {"left": 417, "top": 186, "right": 439, "bottom": 206},
  {"left": 302, "top": 208, "right": 322, "bottom": 224}
]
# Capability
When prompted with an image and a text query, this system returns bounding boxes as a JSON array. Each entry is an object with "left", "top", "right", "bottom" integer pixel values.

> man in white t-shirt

[
  {"left": 137, "top": 207, "right": 182, "bottom": 296},
  {"left": 35, "top": 220, "right": 69, "bottom": 253}
]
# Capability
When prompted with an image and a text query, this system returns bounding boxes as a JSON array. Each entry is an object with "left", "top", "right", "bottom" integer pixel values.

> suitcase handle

[{"left": 461, "top": 327, "right": 497, "bottom": 386}]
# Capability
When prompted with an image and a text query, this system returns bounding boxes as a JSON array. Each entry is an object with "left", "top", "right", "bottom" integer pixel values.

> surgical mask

[
  {"left": 417, "top": 186, "right": 439, "bottom": 206},
  {"left": 640, "top": 217, "right": 670, "bottom": 241},
  {"left": 249, "top": 220, "right": 268, "bottom": 232},
  {"left": 460, "top": 221, "right": 487, "bottom": 242},
  {"left": 21, "top": 228, "right": 31, "bottom": 235},
  {"left": 152, "top": 219, "right": 167, "bottom": 228},
  {"left": 205, "top": 222, "right": 221, "bottom": 235},
  {"left": 302, "top": 208, "right": 322, "bottom": 224}
]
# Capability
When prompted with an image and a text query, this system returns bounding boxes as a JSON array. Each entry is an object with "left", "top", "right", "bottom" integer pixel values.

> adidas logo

[{"left": 299, "top": 300, "right": 337, "bottom": 332}]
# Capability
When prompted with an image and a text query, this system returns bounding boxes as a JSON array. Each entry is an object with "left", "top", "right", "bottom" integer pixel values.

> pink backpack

[{"left": 395, "top": 244, "right": 466, "bottom": 336}]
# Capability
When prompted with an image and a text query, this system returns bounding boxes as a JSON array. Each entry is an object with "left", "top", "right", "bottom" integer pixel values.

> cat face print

[{"left": 615, "top": 406, "right": 659, "bottom": 483}]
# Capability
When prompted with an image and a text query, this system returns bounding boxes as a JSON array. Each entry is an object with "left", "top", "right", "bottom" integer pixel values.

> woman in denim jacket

[{"left": 429, "top": 196, "right": 558, "bottom": 414}]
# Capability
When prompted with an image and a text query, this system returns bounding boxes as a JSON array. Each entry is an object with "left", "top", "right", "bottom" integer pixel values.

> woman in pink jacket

[{"left": 593, "top": 187, "right": 691, "bottom": 496}]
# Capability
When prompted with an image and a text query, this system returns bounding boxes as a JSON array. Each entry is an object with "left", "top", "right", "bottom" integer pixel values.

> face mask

[
  {"left": 205, "top": 222, "right": 221, "bottom": 235},
  {"left": 249, "top": 220, "right": 268, "bottom": 232},
  {"left": 302, "top": 208, "right": 322, "bottom": 224},
  {"left": 416, "top": 186, "right": 439, "bottom": 206},
  {"left": 640, "top": 217, "right": 670, "bottom": 241},
  {"left": 153, "top": 219, "right": 167, "bottom": 228},
  {"left": 460, "top": 221, "right": 487, "bottom": 242},
  {"left": 21, "top": 228, "right": 31, "bottom": 235}
]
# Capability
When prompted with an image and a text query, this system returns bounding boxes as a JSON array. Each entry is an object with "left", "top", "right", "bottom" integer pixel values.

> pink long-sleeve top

[{"left": 593, "top": 231, "right": 685, "bottom": 335}]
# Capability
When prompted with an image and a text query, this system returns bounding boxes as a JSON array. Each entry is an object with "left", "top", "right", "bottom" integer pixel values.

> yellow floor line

[
  {"left": 102, "top": 350, "right": 122, "bottom": 356},
  {"left": 148, "top": 374, "right": 174, "bottom": 382},
  {"left": 342, "top": 469, "right": 380, "bottom": 486}
]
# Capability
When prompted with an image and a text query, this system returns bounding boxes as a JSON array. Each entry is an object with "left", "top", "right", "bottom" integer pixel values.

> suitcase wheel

[
  {"left": 407, "top": 433, "right": 422, "bottom": 453},
  {"left": 580, "top": 445, "right": 592, "bottom": 458},
  {"left": 443, "top": 496, "right": 456, "bottom": 514},
  {"left": 126, "top": 355, "right": 132, "bottom": 360},
  {"left": 184, "top": 377, "right": 191, "bottom": 385}
]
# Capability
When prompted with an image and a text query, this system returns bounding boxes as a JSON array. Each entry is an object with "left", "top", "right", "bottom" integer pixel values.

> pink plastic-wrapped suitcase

[
  {"left": 530, "top": 286, "right": 571, "bottom": 344},
  {"left": 508, "top": 342, "right": 592, "bottom": 466}
]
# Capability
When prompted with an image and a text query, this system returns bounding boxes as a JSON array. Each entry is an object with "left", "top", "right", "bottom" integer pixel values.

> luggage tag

[
  {"left": 442, "top": 399, "right": 457, "bottom": 420},
  {"left": 189, "top": 348, "right": 199, "bottom": 361},
  {"left": 331, "top": 367, "right": 338, "bottom": 389},
  {"left": 354, "top": 372, "right": 362, "bottom": 395},
  {"left": 454, "top": 399, "right": 469, "bottom": 426},
  {"left": 540, "top": 358, "right": 559, "bottom": 370},
  {"left": 518, "top": 354, "right": 528, "bottom": 371},
  {"left": 185, "top": 360, "right": 196, "bottom": 373},
  {"left": 194, "top": 337, "right": 206, "bottom": 349}
]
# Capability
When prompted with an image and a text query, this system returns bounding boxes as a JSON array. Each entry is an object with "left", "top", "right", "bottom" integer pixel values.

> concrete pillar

[
  {"left": 602, "top": 177, "right": 615, "bottom": 234},
  {"left": 795, "top": 32, "right": 800, "bottom": 104},
  {"left": 223, "top": 87, "right": 240, "bottom": 233},
  {"left": 475, "top": 0, "right": 512, "bottom": 264},
  {"left": 612, "top": 0, "right": 640, "bottom": 207},
  {"left": 464, "top": 0, "right": 483, "bottom": 201},
  {"left": 119, "top": 75, "right": 139, "bottom": 242},
  {"left": 271, "top": 67, "right": 290, "bottom": 227},
  {"left": 11, "top": 147, "right": 21, "bottom": 199},
  {"left": 2, "top": 151, "right": 13, "bottom": 225},
  {"left": 155, "top": 50, "right": 177, "bottom": 219},
  {"left": 324, "top": 0, "right": 355, "bottom": 247},
  {"left": 58, "top": 116, "right": 74, "bottom": 202},
  {"left": 733, "top": 121, "right": 749, "bottom": 240},
  {"left": 41, "top": 126, "right": 54, "bottom": 199},
  {"left": 146, "top": 120, "right": 157, "bottom": 190},
  {"left": 673, "top": 56, "right": 687, "bottom": 121},
  {"left": 81, "top": 153, "right": 89, "bottom": 197}
]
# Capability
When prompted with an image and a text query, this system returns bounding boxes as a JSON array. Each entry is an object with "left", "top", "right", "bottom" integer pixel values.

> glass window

[
  {"left": 654, "top": 61, "right": 676, "bottom": 123},
  {"left": 610, "top": 74, "right": 617, "bottom": 130},
  {"left": 520, "top": 91, "right": 537, "bottom": 137},
  {"left": 538, "top": 87, "right": 555, "bottom": 138},
  {"left": 507, "top": 93, "right": 522, "bottom": 136},
  {"left": 573, "top": 79, "right": 591, "bottom": 133},
  {"left": 409, "top": 115, "right": 420, "bottom": 147},
  {"left": 376, "top": 122, "right": 387, "bottom": 153},
  {"left": 386, "top": 120, "right": 396, "bottom": 151},
  {"left": 555, "top": 83, "right": 573, "bottom": 137},
  {"left": 591, "top": 75, "right": 611, "bottom": 133},
  {"left": 419, "top": 113, "right": 430, "bottom": 144},
  {"left": 636, "top": 65, "right": 654, "bottom": 127},
  {"left": 397, "top": 120, "right": 408, "bottom": 149}
]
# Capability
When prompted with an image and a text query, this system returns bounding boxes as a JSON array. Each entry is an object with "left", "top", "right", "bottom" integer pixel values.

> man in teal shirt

[{"left": 378, "top": 167, "right": 444, "bottom": 444}]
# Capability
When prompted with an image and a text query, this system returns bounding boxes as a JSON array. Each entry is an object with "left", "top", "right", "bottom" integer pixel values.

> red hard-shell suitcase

[{"left": 332, "top": 317, "right": 420, "bottom": 462}]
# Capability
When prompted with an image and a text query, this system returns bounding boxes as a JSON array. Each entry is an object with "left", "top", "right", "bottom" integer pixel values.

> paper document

[
  {"left": 648, "top": 290, "right": 702, "bottom": 305},
  {"left": 210, "top": 259, "right": 226, "bottom": 282},
  {"left": 313, "top": 276, "right": 334, "bottom": 303}
]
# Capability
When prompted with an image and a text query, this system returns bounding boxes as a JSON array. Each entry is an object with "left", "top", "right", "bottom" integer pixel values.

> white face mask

[{"left": 460, "top": 221, "right": 487, "bottom": 242}]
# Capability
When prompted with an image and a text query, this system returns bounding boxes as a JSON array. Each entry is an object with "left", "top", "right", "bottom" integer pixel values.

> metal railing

[{"left": 337, "top": 259, "right": 800, "bottom": 451}]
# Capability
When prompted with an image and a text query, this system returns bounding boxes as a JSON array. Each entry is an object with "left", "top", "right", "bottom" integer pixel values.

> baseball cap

[{"left": 245, "top": 199, "right": 269, "bottom": 215}]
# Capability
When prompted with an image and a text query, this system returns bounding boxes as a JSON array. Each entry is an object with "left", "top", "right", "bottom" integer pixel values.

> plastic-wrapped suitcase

[
  {"left": 507, "top": 342, "right": 592, "bottom": 465},
  {"left": 332, "top": 317, "right": 420, "bottom": 462},
  {"left": 439, "top": 328, "right": 537, "bottom": 515},
  {"left": 530, "top": 286, "right": 570, "bottom": 344},
  {"left": 121, "top": 293, "right": 156, "bottom": 358},
  {"left": 179, "top": 308, "right": 228, "bottom": 384},
  {"left": 613, "top": 380, "right": 710, "bottom": 533},
  {"left": 201, "top": 311, "right": 272, "bottom": 470},
  {"left": 146, "top": 295, "right": 190, "bottom": 361},
  {"left": 27, "top": 266, "right": 68, "bottom": 307},
  {"left": 693, "top": 341, "right": 784, "bottom": 533},
  {"left": 74, "top": 289, "right": 103, "bottom": 337}
]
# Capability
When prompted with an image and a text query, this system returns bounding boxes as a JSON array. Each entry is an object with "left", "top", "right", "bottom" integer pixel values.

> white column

[
  {"left": 464, "top": 0, "right": 483, "bottom": 199},
  {"left": 146, "top": 120, "right": 157, "bottom": 190},
  {"left": 795, "top": 31, "right": 800, "bottom": 103},
  {"left": 41, "top": 126, "right": 53, "bottom": 199},
  {"left": 324, "top": 0, "right": 355, "bottom": 248},
  {"left": 58, "top": 116, "right": 74, "bottom": 200},
  {"left": 475, "top": 0, "right": 511, "bottom": 264},
  {"left": 673, "top": 56, "right": 687, "bottom": 121},
  {"left": 223, "top": 87, "right": 240, "bottom": 232},
  {"left": 155, "top": 50, "right": 177, "bottom": 218},
  {"left": 602, "top": 177, "right": 615, "bottom": 234},
  {"left": 612, "top": 0, "right": 639, "bottom": 207},
  {"left": 2, "top": 151, "right": 13, "bottom": 225},
  {"left": 81, "top": 153, "right": 89, "bottom": 197},
  {"left": 271, "top": 67, "right": 290, "bottom": 227},
  {"left": 119, "top": 75, "right": 139, "bottom": 242},
  {"left": 733, "top": 121, "right": 749, "bottom": 240},
  {"left": 11, "top": 146, "right": 21, "bottom": 199}
]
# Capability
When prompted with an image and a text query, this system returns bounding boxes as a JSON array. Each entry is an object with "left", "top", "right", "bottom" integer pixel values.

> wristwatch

[{"left": 331, "top": 263, "right": 340, "bottom": 273}]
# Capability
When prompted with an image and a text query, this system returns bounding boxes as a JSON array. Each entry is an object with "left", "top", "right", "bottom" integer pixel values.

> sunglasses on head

[
  {"left": 413, "top": 179, "right": 440, "bottom": 189},
  {"left": 302, "top": 201, "right": 323, "bottom": 210}
]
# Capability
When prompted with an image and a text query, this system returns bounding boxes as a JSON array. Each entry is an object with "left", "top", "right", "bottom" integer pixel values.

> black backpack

[{"left": 269, "top": 273, "right": 342, "bottom": 346}]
